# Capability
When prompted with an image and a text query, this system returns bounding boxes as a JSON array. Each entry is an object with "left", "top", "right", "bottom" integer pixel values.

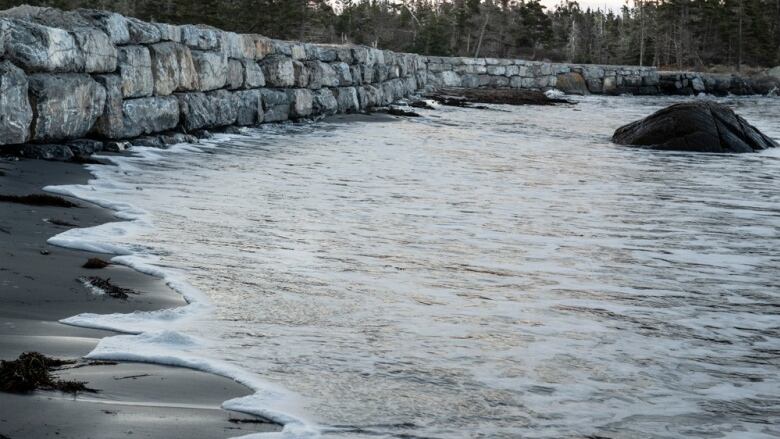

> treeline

[{"left": 3, "top": 0, "right": 779, "bottom": 69}]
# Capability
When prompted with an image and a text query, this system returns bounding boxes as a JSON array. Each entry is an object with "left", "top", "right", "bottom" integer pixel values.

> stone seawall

[
  {"left": 0, "top": 6, "right": 429, "bottom": 151},
  {"left": 425, "top": 56, "right": 661, "bottom": 95},
  {"left": 0, "top": 6, "right": 776, "bottom": 153}
]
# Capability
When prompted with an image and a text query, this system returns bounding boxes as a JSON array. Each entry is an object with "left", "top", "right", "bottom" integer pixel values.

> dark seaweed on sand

[
  {"left": 0, "top": 194, "right": 78, "bottom": 208},
  {"left": 83, "top": 258, "right": 110, "bottom": 269},
  {"left": 80, "top": 276, "right": 136, "bottom": 299},
  {"left": 0, "top": 352, "right": 95, "bottom": 394}
]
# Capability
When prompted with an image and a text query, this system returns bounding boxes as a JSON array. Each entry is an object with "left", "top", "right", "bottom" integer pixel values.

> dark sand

[{"left": 0, "top": 158, "right": 280, "bottom": 438}]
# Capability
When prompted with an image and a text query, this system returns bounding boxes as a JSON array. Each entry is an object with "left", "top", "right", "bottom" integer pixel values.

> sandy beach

[{"left": 0, "top": 157, "right": 280, "bottom": 438}]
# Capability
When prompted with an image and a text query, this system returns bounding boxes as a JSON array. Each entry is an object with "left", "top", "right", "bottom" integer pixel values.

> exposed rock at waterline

[
  {"left": 555, "top": 72, "right": 588, "bottom": 95},
  {"left": 612, "top": 101, "right": 779, "bottom": 153}
]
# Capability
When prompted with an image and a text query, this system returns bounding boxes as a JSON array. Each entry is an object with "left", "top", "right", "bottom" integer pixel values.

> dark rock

[
  {"left": 12, "top": 144, "right": 74, "bottom": 161},
  {"left": 1, "top": 18, "right": 84, "bottom": 72},
  {"left": 66, "top": 139, "right": 103, "bottom": 155},
  {"left": 556, "top": 72, "right": 589, "bottom": 95},
  {"left": 612, "top": 101, "right": 779, "bottom": 153},
  {"left": 104, "top": 141, "right": 130, "bottom": 152}
]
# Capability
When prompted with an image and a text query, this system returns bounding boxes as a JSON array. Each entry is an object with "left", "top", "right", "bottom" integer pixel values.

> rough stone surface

[
  {"left": 71, "top": 27, "right": 116, "bottom": 73},
  {"left": 286, "top": 89, "right": 313, "bottom": 118},
  {"left": 334, "top": 87, "right": 359, "bottom": 113},
  {"left": 13, "top": 143, "right": 74, "bottom": 160},
  {"left": 556, "top": 72, "right": 588, "bottom": 95},
  {"left": 180, "top": 25, "right": 220, "bottom": 50},
  {"left": 77, "top": 9, "right": 130, "bottom": 44},
  {"left": 261, "top": 55, "right": 295, "bottom": 88},
  {"left": 3, "top": 19, "right": 84, "bottom": 72},
  {"left": 121, "top": 96, "right": 179, "bottom": 138},
  {"left": 118, "top": 45, "right": 153, "bottom": 98},
  {"left": 260, "top": 89, "right": 290, "bottom": 122},
  {"left": 243, "top": 60, "right": 265, "bottom": 88},
  {"left": 313, "top": 88, "right": 338, "bottom": 115},
  {"left": 177, "top": 90, "right": 237, "bottom": 131},
  {"left": 91, "top": 74, "right": 124, "bottom": 139},
  {"left": 148, "top": 42, "right": 199, "bottom": 95},
  {"left": 126, "top": 17, "right": 161, "bottom": 44},
  {"left": 28, "top": 73, "right": 106, "bottom": 141},
  {"left": 234, "top": 89, "right": 263, "bottom": 125},
  {"left": 612, "top": 101, "right": 779, "bottom": 153},
  {"left": 154, "top": 22, "right": 181, "bottom": 42},
  {"left": 306, "top": 61, "right": 339, "bottom": 89},
  {"left": 0, "top": 61, "right": 32, "bottom": 144},
  {"left": 227, "top": 58, "right": 244, "bottom": 90},
  {"left": 191, "top": 50, "right": 227, "bottom": 91},
  {"left": 293, "top": 61, "right": 309, "bottom": 88}
]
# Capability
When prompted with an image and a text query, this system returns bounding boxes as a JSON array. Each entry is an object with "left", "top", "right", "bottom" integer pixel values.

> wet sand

[{"left": 0, "top": 158, "right": 280, "bottom": 438}]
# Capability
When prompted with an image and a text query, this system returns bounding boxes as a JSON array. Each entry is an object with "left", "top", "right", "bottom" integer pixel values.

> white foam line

[{"left": 45, "top": 140, "right": 321, "bottom": 439}]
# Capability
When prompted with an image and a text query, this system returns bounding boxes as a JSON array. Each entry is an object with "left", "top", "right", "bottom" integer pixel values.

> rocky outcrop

[
  {"left": 612, "top": 101, "right": 778, "bottom": 153},
  {"left": 555, "top": 72, "right": 588, "bottom": 95}
]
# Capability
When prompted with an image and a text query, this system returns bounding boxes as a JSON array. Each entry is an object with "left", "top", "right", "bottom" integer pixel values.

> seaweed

[
  {"left": 0, "top": 194, "right": 78, "bottom": 208},
  {"left": 0, "top": 352, "right": 95, "bottom": 394},
  {"left": 47, "top": 218, "right": 79, "bottom": 227},
  {"left": 80, "top": 276, "right": 136, "bottom": 299},
  {"left": 83, "top": 258, "right": 110, "bottom": 269},
  {"left": 229, "top": 418, "right": 272, "bottom": 425}
]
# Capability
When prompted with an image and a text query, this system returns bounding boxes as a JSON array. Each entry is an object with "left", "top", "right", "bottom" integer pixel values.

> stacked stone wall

[
  {"left": 0, "top": 6, "right": 429, "bottom": 148},
  {"left": 425, "top": 56, "right": 661, "bottom": 95},
  {"left": 0, "top": 6, "right": 774, "bottom": 151}
]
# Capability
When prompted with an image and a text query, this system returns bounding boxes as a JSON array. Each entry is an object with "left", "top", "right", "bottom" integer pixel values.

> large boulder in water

[{"left": 612, "top": 101, "right": 778, "bottom": 153}]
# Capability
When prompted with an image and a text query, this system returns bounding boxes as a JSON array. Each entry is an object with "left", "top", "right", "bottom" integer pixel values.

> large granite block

[
  {"left": 261, "top": 55, "right": 295, "bottom": 88},
  {"left": 121, "top": 96, "right": 179, "bottom": 138},
  {"left": 260, "top": 89, "right": 290, "bottom": 122},
  {"left": 28, "top": 73, "right": 106, "bottom": 141},
  {"left": 191, "top": 50, "right": 228, "bottom": 91},
  {"left": 234, "top": 89, "right": 263, "bottom": 126},
  {"left": 0, "top": 61, "right": 32, "bottom": 144},
  {"left": 118, "top": 45, "right": 153, "bottom": 98},
  {"left": 91, "top": 74, "right": 124, "bottom": 139},
  {"left": 177, "top": 90, "right": 237, "bottom": 130},
  {"left": 2, "top": 19, "right": 83, "bottom": 72}
]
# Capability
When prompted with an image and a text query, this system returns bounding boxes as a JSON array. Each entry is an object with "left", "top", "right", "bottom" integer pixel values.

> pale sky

[{"left": 539, "top": 0, "right": 627, "bottom": 11}]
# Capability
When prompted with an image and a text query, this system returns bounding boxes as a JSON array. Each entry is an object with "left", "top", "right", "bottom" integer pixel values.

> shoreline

[{"left": 0, "top": 157, "right": 281, "bottom": 438}]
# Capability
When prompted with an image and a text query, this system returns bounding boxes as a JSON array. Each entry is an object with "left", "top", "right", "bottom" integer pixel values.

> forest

[{"left": 2, "top": 0, "right": 778, "bottom": 70}]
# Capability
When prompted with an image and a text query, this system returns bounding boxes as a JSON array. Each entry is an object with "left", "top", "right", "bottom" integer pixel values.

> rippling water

[{"left": 55, "top": 95, "right": 780, "bottom": 438}]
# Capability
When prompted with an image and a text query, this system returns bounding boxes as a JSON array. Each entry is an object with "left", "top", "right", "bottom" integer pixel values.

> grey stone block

[
  {"left": 286, "top": 89, "right": 313, "bottom": 118},
  {"left": 191, "top": 50, "right": 228, "bottom": 91},
  {"left": 260, "top": 89, "right": 290, "bottom": 122},
  {"left": 121, "top": 96, "right": 179, "bottom": 138},
  {"left": 28, "top": 73, "right": 106, "bottom": 141},
  {"left": 0, "top": 61, "right": 32, "bottom": 144},
  {"left": 234, "top": 89, "right": 263, "bottom": 126},
  {"left": 2, "top": 19, "right": 84, "bottom": 72},
  {"left": 91, "top": 74, "right": 124, "bottom": 139},
  {"left": 261, "top": 55, "right": 295, "bottom": 88},
  {"left": 118, "top": 45, "right": 154, "bottom": 98}
]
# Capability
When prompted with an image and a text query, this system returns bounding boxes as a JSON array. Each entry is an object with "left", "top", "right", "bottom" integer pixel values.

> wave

[{"left": 45, "top": 139, "right": 319, "bottom": 439}]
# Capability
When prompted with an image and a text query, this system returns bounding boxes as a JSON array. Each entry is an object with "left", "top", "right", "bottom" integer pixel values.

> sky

[{"left": 539, "top": 0, "right": 627, "bottom": 11}]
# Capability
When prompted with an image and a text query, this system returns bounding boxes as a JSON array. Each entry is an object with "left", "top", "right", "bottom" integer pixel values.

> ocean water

[{"left": 48, "top": 95, "right": 780, "bottom": 439}]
